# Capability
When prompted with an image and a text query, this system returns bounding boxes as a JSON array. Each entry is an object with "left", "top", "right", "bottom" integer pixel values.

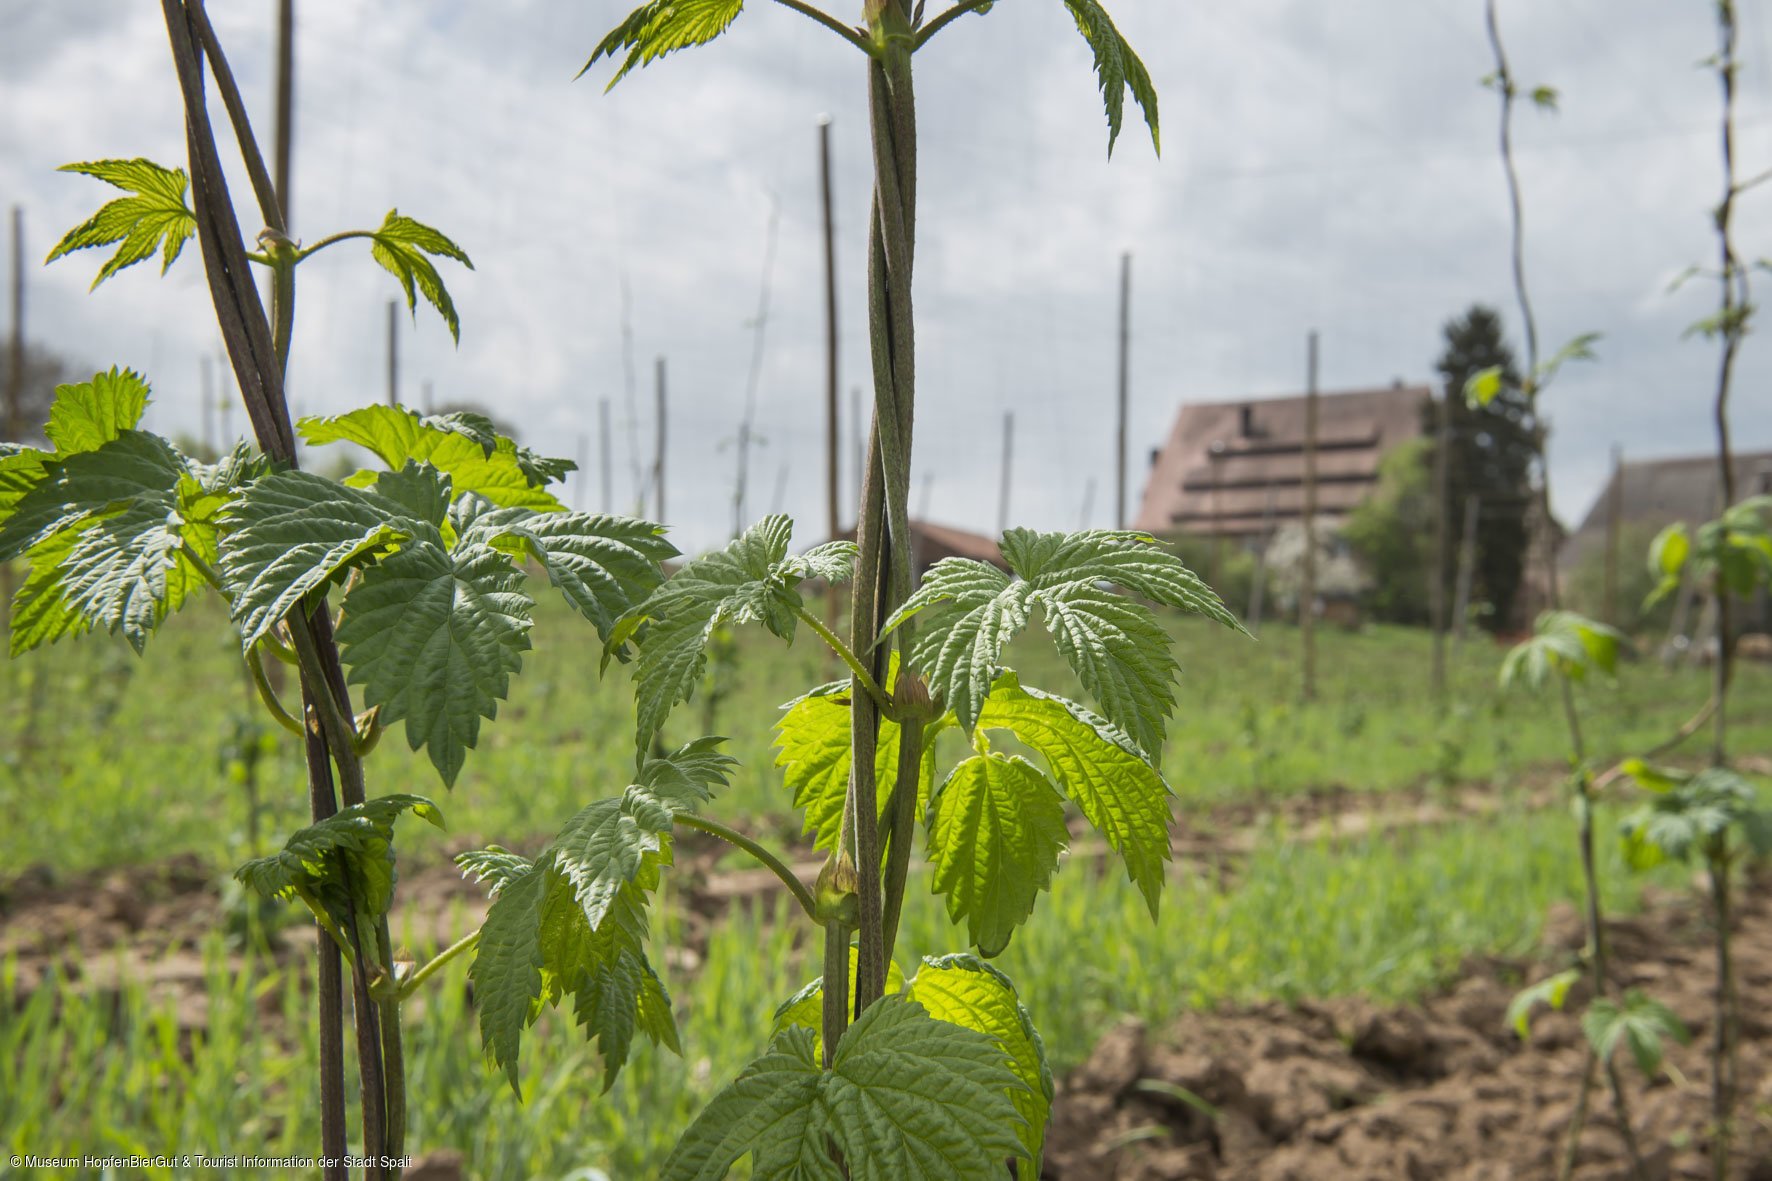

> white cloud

[{"left": 3, "top": 0, "right": 1770, "bottom": 558}]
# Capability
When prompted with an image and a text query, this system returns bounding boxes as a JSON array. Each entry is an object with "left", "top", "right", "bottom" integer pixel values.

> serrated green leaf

[
  {"left": 466, "top": 740, "right": 728, "bottom": 1091},
  {"left": 613, "top": 514, "right": 817, "bottom": 751},
  {"left": 583, "top": 0, "right": 748, "bottom": 91},
  {"left": 772, "top": 678, "right": 934, "bottom": 852},
  {"left": 10, "top": 528, "right": 85, "bottom": 657},
  {"left": 883, "top": 529, "right": 1240, "bottom": 754},
  {"left": 0, "top": 430, "right": 205, "bottom": 654},
  {"left": 463, "top": 506, "right": 676, "bottom": 644},
  {"left": 372, "top": 462, "right": 454, "bottom": 529},
  {"left": 771, "top": 945, "right": 907, "bottom": 1053},
  {"left": 364, "top": 210, "right": 473, "bottom": 343},
  {"left": 46, "top": 159, "right": 196, "bottom": 289},
  {"left": 1499, "top": 610, "right": 1626, "bottom": 692},
  {"left": 1618, "top": 766, "right": 1766, "bottom": 870},
  {"left": 299, "top": 405, "right": 567, "bottom": 510},
  {"left": 43, "top": 368, "right": 151, "bottom": 455},
  {"left": 455, "top": 847, "right": 534, "bottom": 896},
  {"left": 664, "top": 995, "right": 1024, "bottom": 1181},
  {"left": 0, "top": 447, "right": 50, "bottom": 524},
  {"left": 0, "top": 430, "right": 187, "bottom": 562},
  {"left": 1505, "top": 968, "right": 1582, "bottom": 1039},
  {"left": 1582, "top": 991, "right": 1689, "bottom": 1078},
  {"left": 904, "top": 954, "right": 1053, "bottom": 1170},
  {"left": 236, "top": 794, "right": 443, "bottom": 967},
  {"left": 977, "top": 671, "right": 1172, "bottom": 917},
  {"left": 659, "top": 1026, "right": 831, "bottom": 1181},
  {"left": 219, "top": 470, "right": 415, "bottom": 650},
  {"left": 926, "top": 753, "right": 1068, "bottom": 958},
  {"left": 334, "top": 504, "right": 534, "bottom": 787},
  {"left": 1061, "top": 0, "right": 1160, "bottom": 156}
]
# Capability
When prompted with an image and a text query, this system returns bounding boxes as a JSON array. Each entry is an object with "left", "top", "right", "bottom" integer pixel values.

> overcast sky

[{"left": 4, "top": 0, "right": 1772, "bottom": 555}]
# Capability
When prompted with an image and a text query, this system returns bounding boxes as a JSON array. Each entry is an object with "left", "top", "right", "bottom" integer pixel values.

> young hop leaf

[
  {"left": 1505, "top": 968, "right": 1582, "bottom": 1039},
  {"left": 299, "top": 404, "right": 572, "bottom": 511},
  {"left": 1617, "top": 764, "right": 1772, "bottom": 871},
  {"left": 977, "top": 671, "right": 1173, "bottom": 918},
  {"left": 1499, "top": 610, "right": 1626, "bottom": 692},
  {"left": 582, "top": 0, "right": 746, "bottom": 90},
  {"left": 220, "top": 470, "right": 416, "bottom": 649},
  {"left": 611, "top": 515, "right": 855, "bottom": 751},
  {"left": 1582, "top": 991, "right": 1690, "bottom": 1078},
  {"left": 45, "top": 159, "right": 196, "bottom": 290},
  {"left": 0, "top": 372, "right": 249, "bottom": 656},
  {"left": 1062, "top": 0, "right": 1161, "bottom": 156},
  {"left": 334, "top": 496, "right": 536, "bottom": 787},
  {"left": 926, "top": 752, "right": 1069, "bottom": 957},
  {"left": 1464, "top": 365, "right": 1505, "bottom": 408},
  {"left": 237, "top": 794, "right": 444, "bottom": 969},
  {"left": 772, "top": 673, "right": 935, "bottom": 852},
  {"left": 771, "top": 945, "right": 908, "bottom": 1052},
  {"left": 366, "top": 210, "right": 474, "bottom": 342},
  {"left": 902, "top": 955, "right": 1054, "bottom": 1170},
  {"left": 881, "top": 528, "right": 1242, "bottom": 757},
  {"left": 662, "top": 994, "right": 1025, "bottom": 1181},
  {"left": 465, "top": 739, "right": 734, "bottom": 1091}
]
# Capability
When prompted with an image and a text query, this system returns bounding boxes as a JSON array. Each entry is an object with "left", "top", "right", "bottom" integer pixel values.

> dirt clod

[{"left": 1045, "top": 877, "right": 1772, "bottom": 1180}]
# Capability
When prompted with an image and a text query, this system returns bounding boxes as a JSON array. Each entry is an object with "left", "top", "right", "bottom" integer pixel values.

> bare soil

[{"left": 1043, "top": 877, "right": 1772, "bottom": 1181}]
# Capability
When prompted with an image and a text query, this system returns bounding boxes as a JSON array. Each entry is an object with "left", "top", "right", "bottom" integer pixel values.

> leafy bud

[
  {"left": 814, "top": 850, "right": 860, "bottom": 927},
  {"left": 894, "top": 666, "right": 936, "bottom": 721}
]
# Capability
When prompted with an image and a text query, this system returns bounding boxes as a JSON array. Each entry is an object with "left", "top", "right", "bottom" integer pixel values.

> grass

[
  {"left": 1, "top": 802, "right": 1698, "bottom": 1178},
  {"left": 1, "top": 591, "right": 1764, "bottom": 881}
]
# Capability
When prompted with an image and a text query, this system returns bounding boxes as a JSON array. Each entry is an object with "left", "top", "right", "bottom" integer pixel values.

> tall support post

[
  {"left": 576, "top": 433, "right": 591, "bottom": 511},
  {"left": 997, "top": 410, "right": 1014, "bottom": 537},
  {"left": 1431, "top": 388, "right": 1451, "bottom": 704},
  {"left": 653, "top": 356, "right": 667, "bottom": 525},
  {"left": 821, "top": 117, "right": 841, "bottom": 545},
  {"left": 385, "top": 299, "right": 397, "bottom": 407},
  {"left": 1300, "top": 330, "right": 1319, "bottom": 702},
  {"left": 1603, "top": 444, "right": 1623, "bottom": 627},
  {"left": 1116, "top": 251, "right": 1130, "bottom": 528},
  {"left": 599, "top": 396, "right": 614, "bottom": 514},
  {"left": 7, "top": 207, "right": 25, "bottom": 447},
  {"left": 420, "top": 379, "right": 433, "bottom": 415},
  {"left": 201, "top": 355, "right": 215, "bottom": 455},
  {"left": 273, "top": 0, "right": 295, "bottom": 221},
  {"left": 3, "top": 207, "right": 23, "bottom": 629},
  {"left": 1453, "top": 494, "right": 1480, "bottom": 645}
]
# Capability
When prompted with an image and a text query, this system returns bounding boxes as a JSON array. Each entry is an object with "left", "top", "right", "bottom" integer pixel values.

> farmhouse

[
  {"left": 1559, "top": 450, "right": 1772, "bottom": 576},
  {"left": 1133, "top": 382, "right": 1432, "bottom": 541}
]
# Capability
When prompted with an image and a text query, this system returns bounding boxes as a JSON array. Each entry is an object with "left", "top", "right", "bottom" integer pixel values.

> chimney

[{"left": 1239, "top": 404, "right": 1255, "bottom": 438}]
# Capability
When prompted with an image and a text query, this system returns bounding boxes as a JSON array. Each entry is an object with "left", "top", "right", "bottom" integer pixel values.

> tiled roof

[{"left": 1134, "top": 384, "right": 1432, "bottom": 538}]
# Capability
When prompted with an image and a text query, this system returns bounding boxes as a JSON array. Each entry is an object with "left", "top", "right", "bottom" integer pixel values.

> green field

[
  {"left": 2, "top": 595, "right": 1767, "bottom": 1177},
  {"left": 4, "top": 593, "right": 1765, "bottom": 880}
]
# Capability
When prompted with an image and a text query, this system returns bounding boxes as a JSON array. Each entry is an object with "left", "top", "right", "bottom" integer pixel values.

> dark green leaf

[
  {"left": 612, "top": 515, "right": 816, "bottom": 751},
  {"left": 1061, "top": 0, "right": 1160, "bottom": 156},
  {"left": 219, "top": 470, "right": 415, "bottom": 650},
  {"left": 883, "top": 529, "right": 1241, "bottom": 754},
  {"left": 1582, "top": 991, "right": 1689, "bottom": 1077},
  {"left": 663, "top": 994, "right": 1025, "bottom": 1181},
  {"left": 334, "top": 499, "right": 534, "bottom": 787}
]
